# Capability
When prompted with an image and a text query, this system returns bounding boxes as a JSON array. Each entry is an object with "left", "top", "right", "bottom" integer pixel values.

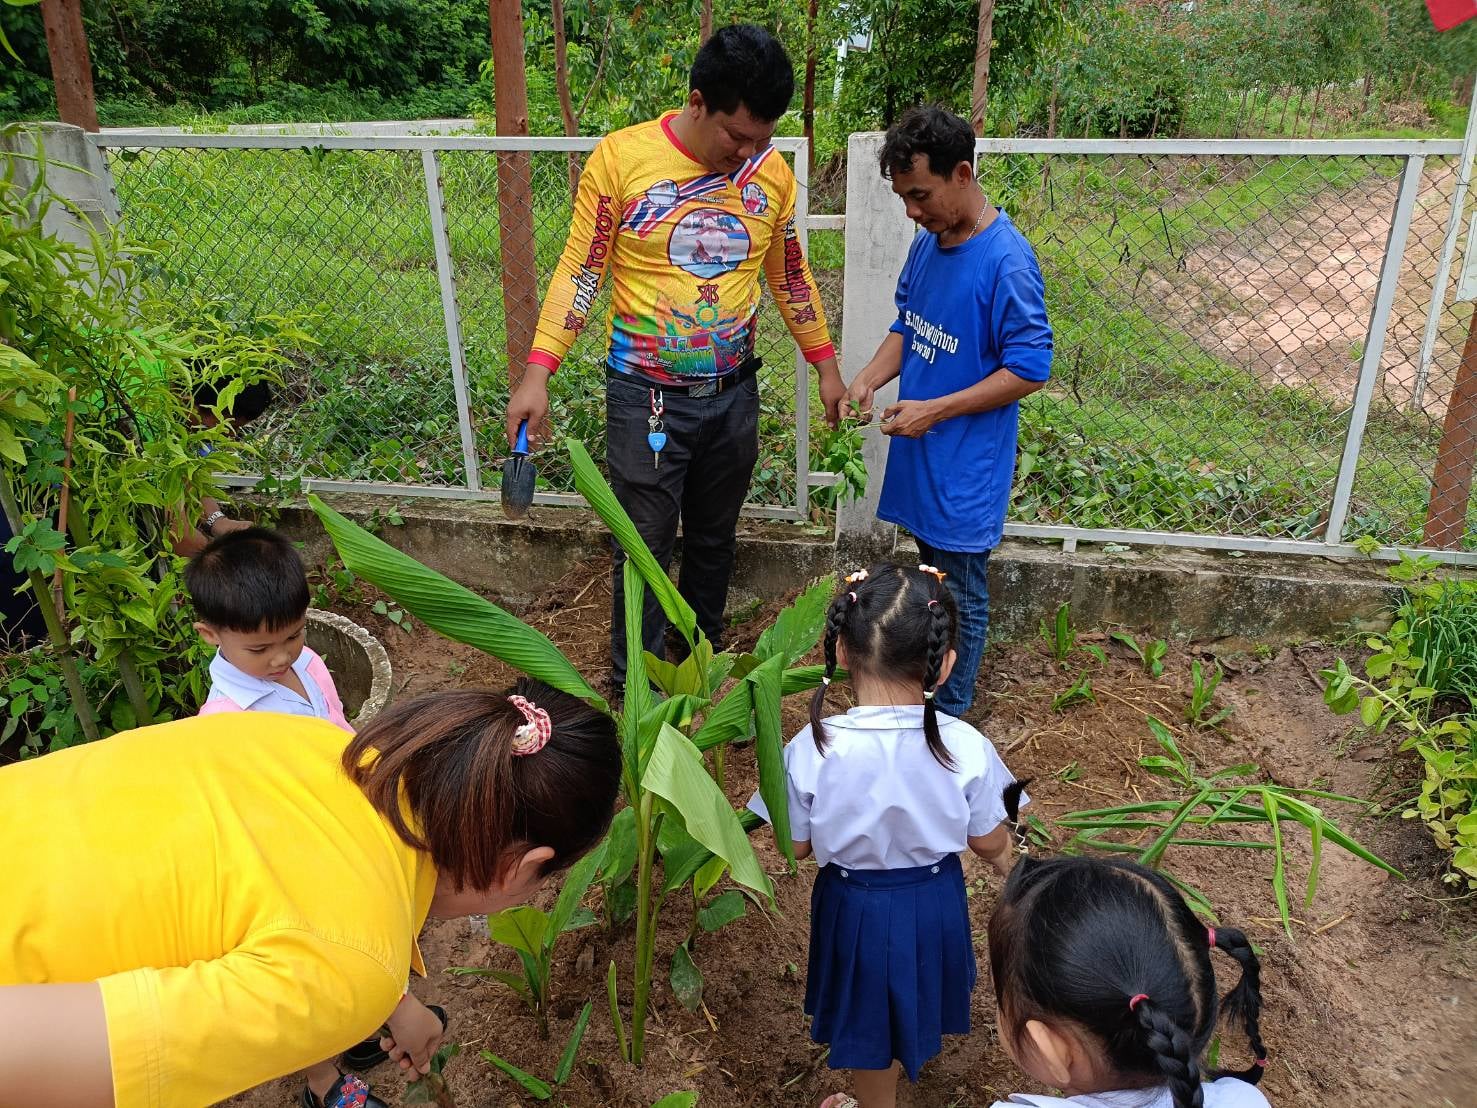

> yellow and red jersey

[{"left": 529, "top": 112, "right": 835, "bottom": 386}]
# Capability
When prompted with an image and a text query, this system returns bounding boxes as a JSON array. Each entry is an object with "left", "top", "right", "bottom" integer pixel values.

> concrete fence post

[
  {"left": 1, "top": 122, "right": 117, "bottom": 251},
  {"left": 835, "top": 131, "right": 915, "bottom": 564}
]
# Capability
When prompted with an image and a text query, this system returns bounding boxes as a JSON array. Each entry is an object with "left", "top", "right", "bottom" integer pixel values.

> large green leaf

[
  {"left": 309, "top": 495, "right": 605, "bottom": 712},
  {"left": 690, "top": 680, "right": 754, "bottom": 752},
  {"left": 547, "top": 839, "right": 607, "bottom": 946},
  {"left": 643, "top": 723, "right": 773, "bottom": 903},
  {"left": 746, "top": 655, "right": 794, "bottom": 866},
  {"left": 566, "top": 437, "right": 697, "bottom": 645},
  {"left": 621, "top": 561, "right": 653, "bottom": 789},
  {"left": 599, "top": 806, "right": 639, "bottom": 886},
  {"left": 487, "top": 905, "right": 550, "bottom": 958},
  {"left": 755, "top": 575, "right": 836, "bottom": 664},
  {"left": 782, "top": 664, "right": 842, "bottom": 696},
  {"left": 658, "top": 819, "right": 717, "bottom": 895}
]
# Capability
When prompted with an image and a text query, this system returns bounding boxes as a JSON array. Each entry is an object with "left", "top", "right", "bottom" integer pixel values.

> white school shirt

[
  {"left": 992, "top": 1079, "right": 1272, "bottom": 1108},
  {"left": 202, "top": 646, "right": 341, "bottom": 723},
  {"left": 746, "top": 704, "right": 1025, "bottom": 870}
]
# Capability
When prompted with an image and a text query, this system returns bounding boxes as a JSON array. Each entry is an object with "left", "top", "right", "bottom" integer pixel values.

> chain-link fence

[
  {"left": 966, "top": 140, "right": 1475, "bottom": 555},
  {"left": 96, "top": 134, "right": 817, "bottom": 517},
  {"left": 93, "top": 130, "right": 1476, "bottom": 557}
]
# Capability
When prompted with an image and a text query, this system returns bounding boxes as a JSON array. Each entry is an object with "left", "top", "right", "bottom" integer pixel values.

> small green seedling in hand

[{"left": 404, "top": 1042, "right": 460, "bottom": 1108}]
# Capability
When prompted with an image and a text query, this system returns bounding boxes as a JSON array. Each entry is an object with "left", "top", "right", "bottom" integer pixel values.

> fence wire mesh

[
  {"left": 980, "top": 150, "right": 1475, "bottom": 551},
  {"left": 99, "top": 136, "right": 1474, "bottom": 551},
  {"left": 102, "top": 139, "right": 812, "bottom": 514}
]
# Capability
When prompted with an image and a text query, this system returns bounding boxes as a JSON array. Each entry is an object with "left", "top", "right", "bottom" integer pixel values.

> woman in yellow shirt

[{"left": 0, "top": 679, "right": 621, "bottom": 1108}]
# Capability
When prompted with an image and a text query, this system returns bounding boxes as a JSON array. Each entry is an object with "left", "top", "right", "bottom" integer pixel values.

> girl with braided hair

[
  {"left": 747, "top": 562, "right": 1025, "bottom": 1108},
  {"left": 986, "top": 792, "right": 1273, "bottom": 1108}
]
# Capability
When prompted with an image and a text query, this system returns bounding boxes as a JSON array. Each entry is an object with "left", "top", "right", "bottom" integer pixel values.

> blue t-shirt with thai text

[{"left": 877, "top": 210, "right": 1053, "bottom": 552}]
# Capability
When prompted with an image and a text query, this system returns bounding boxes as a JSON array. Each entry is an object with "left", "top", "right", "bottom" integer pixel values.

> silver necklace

[{"left": 945, "top": 195, "right": 989, "bottom": 246}]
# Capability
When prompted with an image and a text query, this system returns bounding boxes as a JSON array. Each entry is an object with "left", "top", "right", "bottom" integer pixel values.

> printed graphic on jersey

[
  {"left": 668, "top": 208, "right": 751, "bottom": 279},
  {"left": 741, "top": 182, "right": 768, "bottom": 214},
  {"left": 622, "top": 175, "right": 728, "bottom": 238}
]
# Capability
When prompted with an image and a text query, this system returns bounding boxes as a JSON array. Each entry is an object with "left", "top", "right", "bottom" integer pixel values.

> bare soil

[
  {"left": 1149, "top": 164, "right": 1474, "bottom": 418},
  {"left": 229, "top": 560, "right": 1477, "bottom": 1108}
]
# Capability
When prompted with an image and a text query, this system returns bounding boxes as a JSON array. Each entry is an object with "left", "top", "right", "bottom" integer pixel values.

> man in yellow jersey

[{"left": 504, "top": 25, "right": 844, "bottom": 694}]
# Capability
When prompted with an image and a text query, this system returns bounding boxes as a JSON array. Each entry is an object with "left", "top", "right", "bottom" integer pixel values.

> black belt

[{"left": 609, "top": 357, "right": 761, "bottom": 397}]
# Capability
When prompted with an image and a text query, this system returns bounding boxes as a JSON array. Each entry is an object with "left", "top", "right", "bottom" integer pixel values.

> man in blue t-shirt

[{"left": 845, "top": 107, "right": 1053, "bottom": 718}]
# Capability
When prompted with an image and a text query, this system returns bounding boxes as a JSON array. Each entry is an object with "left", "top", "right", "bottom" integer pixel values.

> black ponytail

[
  {"left": 810, "top": 591, "right": 855, "bottom": 755},
  {"left": 1211, "top": 926, "right": 1269, "bottom": 1084},
  {"left": 1135, "top": 999, "right": 1206, "bottom": 1108}
]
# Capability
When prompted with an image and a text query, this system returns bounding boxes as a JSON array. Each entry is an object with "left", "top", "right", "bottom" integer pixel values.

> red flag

[{"left": 1427, "top": 0, "right": 1477, "bottom": 31}]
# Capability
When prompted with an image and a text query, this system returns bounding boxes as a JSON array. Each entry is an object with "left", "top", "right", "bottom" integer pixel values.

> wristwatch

[{"left": 201, "top": 510, "right": 226, "bottom": 535}]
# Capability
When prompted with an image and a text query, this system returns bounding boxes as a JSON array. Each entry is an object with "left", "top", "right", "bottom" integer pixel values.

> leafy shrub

[{"left": 1322, "top": 555, "right": 1477, "bottom": 889}]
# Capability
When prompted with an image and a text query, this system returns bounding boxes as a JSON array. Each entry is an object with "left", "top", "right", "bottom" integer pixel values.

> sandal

[
  {"left": 819, "top": 1097, "right": 859, "bottom": 1108},
  {"left": 299, "top": 1072, "right": 386, "bottom": 1108},
  {"left": 341, "top": 1004, "right": 448, "bottom": 1071}
]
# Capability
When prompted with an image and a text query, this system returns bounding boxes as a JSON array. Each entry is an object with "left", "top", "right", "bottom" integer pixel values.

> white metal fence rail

[
  {"left": 89, "top": 131, "right": 828, "bottom": 522},
  {"left": 89, "top": 129, "right": 1477, "bottom": 564}
]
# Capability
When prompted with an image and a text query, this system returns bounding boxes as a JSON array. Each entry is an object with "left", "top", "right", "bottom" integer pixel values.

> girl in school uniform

[
  {"left": 750, "top": 562, "right": 1024, "bottom": 1108},
  {"left": 986, "top": 822, "right": 1273, "bottom": 1108}
]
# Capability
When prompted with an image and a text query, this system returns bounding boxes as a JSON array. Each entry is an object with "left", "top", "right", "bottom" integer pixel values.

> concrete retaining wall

[{"left": 271, "top": 496, "right": 1425, "bottom": 647}]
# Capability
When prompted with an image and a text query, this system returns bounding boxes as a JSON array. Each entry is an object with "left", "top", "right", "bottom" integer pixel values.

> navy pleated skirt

[{"left": 804, "top": 852, "right": 976, "bottom": 1081}]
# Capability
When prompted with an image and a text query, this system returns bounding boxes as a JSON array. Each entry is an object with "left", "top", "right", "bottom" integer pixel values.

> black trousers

[{"left": 605, "top": 370, "right": 760, "bottom": 687}]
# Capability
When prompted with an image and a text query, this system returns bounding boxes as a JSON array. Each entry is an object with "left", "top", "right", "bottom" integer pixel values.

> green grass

[{"left": 107, "top": 134, "right": 1471, "bottom": 545}]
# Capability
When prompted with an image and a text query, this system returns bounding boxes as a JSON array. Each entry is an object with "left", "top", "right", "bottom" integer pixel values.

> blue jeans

[{"left": 914, "top": 539, "right": 991, "bottom": 717}]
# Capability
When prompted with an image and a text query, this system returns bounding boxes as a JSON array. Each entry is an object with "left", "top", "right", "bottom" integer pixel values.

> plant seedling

[
  {"left": 450, "top": 842, "right": 603, "bottom": 1038},
  {"left": 1111, "top": 630, "right": 1167, "bottom": 677},
  {"left": 1186, "top": 658, "right": 1233, "bottom": 728},
  {"left": 404, "top": 1042, "right": 460, "bottom": 1107},
  {"left": 1057, "top": 716, "right": 1399, "bottom": 935},
  {"left": 1041, "top": 602, "right": 1077, "bottom": 662},
  {"left": 481, "top": 1000, "right": 593, "bottom": 1099},
  {"left": 1052, "top": 672, "right": 1096, "bottom": 712}
]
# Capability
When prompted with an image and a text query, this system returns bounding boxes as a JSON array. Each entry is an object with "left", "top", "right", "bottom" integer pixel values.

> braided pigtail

[
  {"left": 1134, "top": 999, "right": 1206, "bottom": 1108},
  {"left": 1211, "top": 926, "right": 1269, "bottom": 1084},
  {"left": 921, "top": 596, "right": 955, "bottom": 769},
  {"left": 810, "top": 591, "right": 855, "bottom": 755}
]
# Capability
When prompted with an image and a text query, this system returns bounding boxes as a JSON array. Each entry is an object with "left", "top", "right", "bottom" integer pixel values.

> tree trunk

[
  {"left": 803, "top": 0, "right": 818, "bottom": 179},
  {"left": 551, "top": 0, "right": 581, "bottom": 201},
  {"left": 1423, "top": 309, "right": 1477, "bottom": 549},
  {"left": 40, "top": 0, "right": 99, "bottom": 132},
  {"left": 700, "top": 0, "right": 712, "bottom": 42},
  {"left": 1308, "top": 85, "right": 1322, "bottom": 137},
  {"left": 1047, "top": 79, "right": 1059, "bottom": 138},
  {"left": 489, "top": 0, "right": 541, "bottom": 390},
  {"left": 1460, "top": 72, "right": 1476, "bottom": 108},
  {"left": 1234, "top": 88, "right": 1249, "bottom": 137},
  {"left": 970, "top": 0, "right": 996, "bottom": 136}
]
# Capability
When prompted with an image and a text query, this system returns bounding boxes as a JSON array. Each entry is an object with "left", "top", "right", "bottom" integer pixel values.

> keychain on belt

[{"left": 647, "top": 388, "right": 666, "bottom": 470}]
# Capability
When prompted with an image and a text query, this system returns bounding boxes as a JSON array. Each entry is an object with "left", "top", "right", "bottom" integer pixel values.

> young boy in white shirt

[{"left": 186, "top": 526, "right": 350, "bottom": 730}]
